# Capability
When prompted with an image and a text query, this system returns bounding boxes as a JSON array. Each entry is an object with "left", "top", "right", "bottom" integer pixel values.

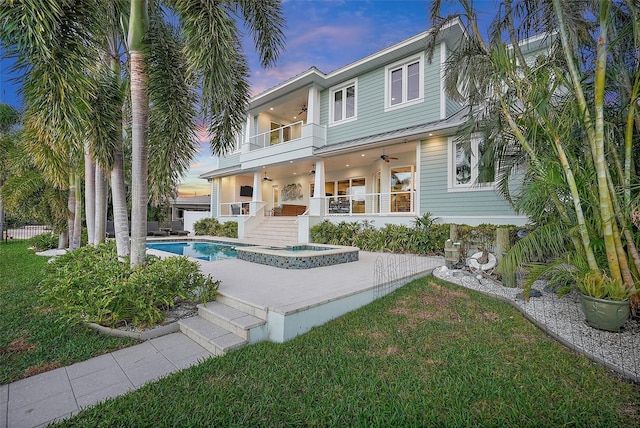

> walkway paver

[{"left": 3, "top": 333, "right": 213, "bottom": 428}]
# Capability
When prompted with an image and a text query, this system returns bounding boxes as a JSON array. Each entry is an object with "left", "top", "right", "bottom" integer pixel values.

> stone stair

[
  {"left": 243, "top": 216, "right": 299, "bottom": 245},
  {"left": 178, "top": 297, "right": 268, "bottom": 356}
]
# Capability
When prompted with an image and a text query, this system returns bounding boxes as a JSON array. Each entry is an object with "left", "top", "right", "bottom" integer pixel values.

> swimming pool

[{"left": 146, "top": 241, "right": 237, "bottom": 261}]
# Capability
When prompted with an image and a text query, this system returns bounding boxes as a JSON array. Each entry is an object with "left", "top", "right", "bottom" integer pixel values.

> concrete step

[
  {"left": 178, "top": 316, "right": 246, "bottom": 356},
  {"left": 217, "top": 295, "right": 268, "bottom": 320},
  {"left": 246, "top": 231, "right": 297, "bottom": 239},
  {"left": 197, "top": 301, "right": 267, "bottom": 343}
]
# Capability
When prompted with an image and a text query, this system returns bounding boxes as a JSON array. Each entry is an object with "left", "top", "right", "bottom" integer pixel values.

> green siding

[
  {"left": 446, "top": 97, "right": 462, "bottom": 117},
  {"left": 419, "top": 138, "right": 517, "bottom": 218},
  {"left": 218, "top": 152, "right": 240, "bottom": 169},
  {"left": 321, "top": 46, "right": 443, "bottom": 144}
]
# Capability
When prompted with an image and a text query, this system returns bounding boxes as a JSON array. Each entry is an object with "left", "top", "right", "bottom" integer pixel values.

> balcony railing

[
  {"left": 220, "top": 202, "right": 250, "bottom": 216},
  {"left": 325, "top": 191, "right": 415, "bottom": 215},
  {"left": 220, "top": 191, "right": 415, "bottom": 217},
  {"left": 248, "top": 121, "right": 303, "bottom": 149}
]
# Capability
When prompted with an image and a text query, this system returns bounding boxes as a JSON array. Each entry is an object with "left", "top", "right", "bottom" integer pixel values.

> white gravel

[{"left": 433, "top": 265, "right": 640, "bottom": 383}]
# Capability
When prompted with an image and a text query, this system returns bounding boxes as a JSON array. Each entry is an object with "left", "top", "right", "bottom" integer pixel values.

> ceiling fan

[
  {"left": 308, "top": 164, "right": 316, "bottom": 175},
  {"left": 299, "top": 105, "right": 308, "bottom": 115},
  {"left": 262, "top": 171, "right": 272, "bottom": 181},
  {"left": 380, "top": 149, "right": 399, "bottom": 163}
]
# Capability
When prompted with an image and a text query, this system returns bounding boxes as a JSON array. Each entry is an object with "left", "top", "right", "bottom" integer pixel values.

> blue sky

[{"left": 0, "top": 0, "right": 496, "bottom": 197}]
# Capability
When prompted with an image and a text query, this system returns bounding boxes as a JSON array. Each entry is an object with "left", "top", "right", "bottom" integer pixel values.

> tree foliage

[{"left": 429, "top": 0, "right": 640, "bottom": 304}]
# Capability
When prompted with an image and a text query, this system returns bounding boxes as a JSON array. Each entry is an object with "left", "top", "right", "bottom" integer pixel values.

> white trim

[
  {"left": 439, "top": 41, "right": 447, "bottom": 120},
  {"left": 414, "top": 143, "right": 421, "bottom": 215},
  {"left": 447, "top": 136, "right": 495, "bottom": 192},
  {"left": 213, "top": 179, "right": 220, "bottom": 217},
  {"left": 384, "top": 53, "right": 425, "bottom": 112},
  {"left": 328, "top": 78, "right": 358, "bottom": 126}
]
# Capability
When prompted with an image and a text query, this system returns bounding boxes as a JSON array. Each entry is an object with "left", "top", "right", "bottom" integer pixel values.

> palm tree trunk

[
  {"left": 128, "top": 0, "right": 149, "bottom": 267},
  {"left": 593, "top": 5, "right": 622, "bottom": 283},
  {"left": 66, "top": 176, "right": 75, "bottom": 250},
  {"left": 84, "top": 142, "right": 96, "bottom": 245},
  {"left": 111, "top": 140, "right": 130, "bottom": 259},
  {"left": 71, "top": 173, "right": 82, "bottom": 250},
  {"left": 58, "top": 230, "right": 68, "bottom": 250},
  {"left": 94, "top": 165, "right": 107, "bottom": 243},
  {"left": 0, "top": 192, "right": 4, "bottom": 242}
]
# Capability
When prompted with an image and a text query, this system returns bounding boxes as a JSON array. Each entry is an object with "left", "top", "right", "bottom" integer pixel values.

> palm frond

[
  {"left": 497, "top": 220, "right": 573, "bottom": 281},
  {"left": 146, "top": 5, "right": 197, "bottom": 205}
]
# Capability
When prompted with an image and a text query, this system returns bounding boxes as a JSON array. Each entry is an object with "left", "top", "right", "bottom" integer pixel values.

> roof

[
  {"left": 199, "top": 165, "right": 242, "bottom": 180},
  {"left": 172, "top": 195, "right": 211, "bottom": 205},
  {"left": 249, "top": 19, "right": 465, "bottom": 110},
  {"left": 314, "top": 108, "right": 469, "bottom": 156}
]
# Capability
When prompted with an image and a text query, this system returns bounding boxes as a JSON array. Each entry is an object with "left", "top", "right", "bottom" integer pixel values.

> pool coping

[{"left": 147, "top": 237, "right": 360, "bottom": 270}]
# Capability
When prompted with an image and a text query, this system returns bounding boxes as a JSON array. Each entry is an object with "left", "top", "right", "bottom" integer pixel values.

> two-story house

[{"left": 199, "top": 20, "right": 529, "bottom": 244}]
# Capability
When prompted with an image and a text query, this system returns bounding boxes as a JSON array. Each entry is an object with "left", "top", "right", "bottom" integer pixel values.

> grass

[
  {"left": 53, "top": 276, "right": 640, "bottom": 427},
  {"left": 0, "top": 240, "right": 136, "bottom": 384}
]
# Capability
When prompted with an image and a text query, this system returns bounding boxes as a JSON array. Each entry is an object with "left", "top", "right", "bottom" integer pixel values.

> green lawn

[
  {"left": 0, "top": 240, "right": 136, "bottom": 384},
  {"left": 53, "top": 276, "right": 640, "bottom": 427}
]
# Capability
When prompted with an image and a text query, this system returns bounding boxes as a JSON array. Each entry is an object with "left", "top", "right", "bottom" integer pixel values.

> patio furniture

[
  {"left": 273, "top": 204, "right": 306, "bottom": 216},
  {"left": 328, "top": 200, "right": 350, "bottom": 214},
  {"left": 231, "top": 204, "right": 241, "bottom": 215},
  {"left": 169, "top": 220, "right": 190, "bottom": 236},
  {"left": 147, "top": 221, "right": 169, "bottom": 236}
]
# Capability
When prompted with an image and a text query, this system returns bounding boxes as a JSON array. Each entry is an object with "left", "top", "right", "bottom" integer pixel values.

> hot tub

[{"left": 235, "top": 244, "right": 359, "bottom": 269}]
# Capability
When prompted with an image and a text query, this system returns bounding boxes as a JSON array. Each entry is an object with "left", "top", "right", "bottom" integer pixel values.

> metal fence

[{"left": 1, "top": 223, "right": 52, "bottom": 242}]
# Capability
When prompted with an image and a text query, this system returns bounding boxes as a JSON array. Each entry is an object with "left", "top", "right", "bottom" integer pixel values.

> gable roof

[{"left": 249, "top": 19, "right": 465, "bottom": 110}]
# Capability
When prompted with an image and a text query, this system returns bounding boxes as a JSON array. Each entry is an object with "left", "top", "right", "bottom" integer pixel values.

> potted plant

[{"left": 577, "top": 270, "right": 633, "bottom": 332}]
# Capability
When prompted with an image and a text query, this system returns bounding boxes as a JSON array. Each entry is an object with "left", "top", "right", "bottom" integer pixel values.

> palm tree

[
  {"left": 1, "top": 1, "right": 285, "bottom": 267},
  {"left": 0, "top": 103, "right": 21, "bottom": 240},
  {"left": 126, "top": 0, "right": 285, "bottom": 266},
  {"left": 1, "top": 129, "right": 69, "bottom": 242},
  {"left": 428, "top": 1, "right": 639, "bottom": 304}
]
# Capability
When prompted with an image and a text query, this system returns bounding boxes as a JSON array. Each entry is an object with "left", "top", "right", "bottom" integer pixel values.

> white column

[
  {"left": 249, "top": 172, "right": 263, "bottom": 216},
  {"left": 313, "top": 160, "right": 325, "bottom": 198},
  {"left": 310, "top": 159, "right": 325, "bottom": 216},
  {"left": 440, "top": 41, "right": 447, "bottom": 120},
  {"left": 306, "top": 86, "right": 321, "bottom": 125},
  {"left": 241, "top": 114, "right": 251, "bottom": 153},
  {"left": 380, "top": 161, "right": 391, "bottom": 215}
]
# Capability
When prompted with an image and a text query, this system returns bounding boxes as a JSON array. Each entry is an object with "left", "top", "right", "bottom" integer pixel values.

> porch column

[
  {"left": 251, "top": 171, "right": 263, "bottom": 215},
  {"left": 310, "top": 159, "right": 325, "bottom": 216},
  {"left": 380, "top": 161, "right": 391, "bottom": 215},
  {"left": 241, "top": 114, "right": 251, "bottom": 154},
  {"left": 306, "top": 86, "right": 320, "bottom": 125}
]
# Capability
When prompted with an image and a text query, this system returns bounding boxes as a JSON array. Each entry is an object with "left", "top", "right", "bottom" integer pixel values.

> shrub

[
  {"left": 310, "top": 215, "right": 449, "bottom": 255},
  {"left": 194, "top": 218, "right": 238, "bottom": 238},
  {"left": 27, "top": 232, "right": 58, "bottom": 251},
  {"left": 40, "top": 242, "right": 220, "bottom": 328}
]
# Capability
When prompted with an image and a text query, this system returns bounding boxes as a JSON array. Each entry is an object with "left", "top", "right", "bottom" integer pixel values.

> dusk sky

[{"left": 0, "top": 0, "right": 496, "bottom": 197}]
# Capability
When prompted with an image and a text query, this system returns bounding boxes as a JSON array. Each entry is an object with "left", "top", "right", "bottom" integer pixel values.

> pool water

[{"left": 147, "top": 241, "right": 237, "bottom": 261}]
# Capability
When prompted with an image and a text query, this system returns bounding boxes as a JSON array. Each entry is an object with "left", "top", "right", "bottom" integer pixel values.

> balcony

[{"left": 241, "top": 122, "right": 326, "bottom": 169}]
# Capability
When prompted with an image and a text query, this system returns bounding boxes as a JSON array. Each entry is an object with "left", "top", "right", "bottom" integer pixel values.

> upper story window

[
  {"left": 330, "top": 79, "right": 357, "bottom": 125},
  {"left": 385, "top": 53, "right": 424, "bottom": 111},
  {"left": 448, "top": 136, "right": 494, "bottom": 191}
]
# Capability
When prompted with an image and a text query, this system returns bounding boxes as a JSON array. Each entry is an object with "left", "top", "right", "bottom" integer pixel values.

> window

[
  {"left": 448, "top": 137, "right": 494, "bottom": 191},
  {"left": 330, "top": 80, "right": 357, "bottom": 124},
  {"left": 327, "top": 177, "right": 366, "bottom": 214},
  {"left": 385, "top": 54, "right": 424, "bottom": 110},
  {"left": 390, "top": 166, "right": 415, "bottom": 212}
]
